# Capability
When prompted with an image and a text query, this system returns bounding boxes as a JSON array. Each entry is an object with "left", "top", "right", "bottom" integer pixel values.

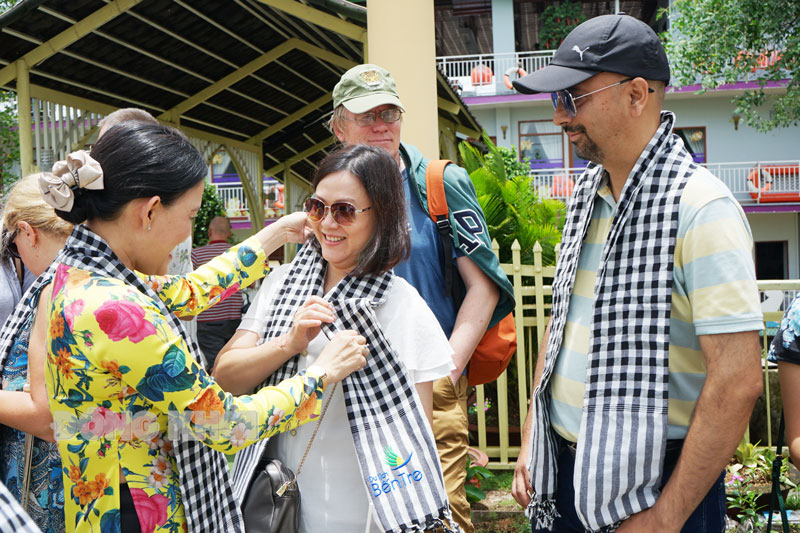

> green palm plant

[{"left": 459, "top": 133, "right": 566, "bottom": 266}]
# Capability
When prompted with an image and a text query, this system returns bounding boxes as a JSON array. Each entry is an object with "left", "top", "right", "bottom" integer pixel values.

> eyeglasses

[
  {"left": 3, "top": 230, "right": 19, "bottom": 259},
  {"left": 551, "top": 78, "right": 654, "bottom": 118},
  {"left": 345, "top": 108, "right": 403, "bottom": 127},
  {"left": 304, "top": 197, "right": 372, "bottom": 226}
]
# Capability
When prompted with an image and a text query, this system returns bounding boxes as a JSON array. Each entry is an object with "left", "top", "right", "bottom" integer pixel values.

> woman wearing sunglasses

[
  {"left": 1, "top": 179, "right": 55, "bottom": 327},
  {"left": 216, "top": 145, "right": 460, "bottom": 533},
  {"left": 0, "top": 174, "right": 73, "bottom": 532}
]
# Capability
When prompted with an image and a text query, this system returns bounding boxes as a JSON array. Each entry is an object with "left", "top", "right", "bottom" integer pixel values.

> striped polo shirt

[
  {"left": 549, "top": 168, "right": 764, "bottom": 442},
  {"left": 191, "top": 240, "right": 243, "bottom": 322}
]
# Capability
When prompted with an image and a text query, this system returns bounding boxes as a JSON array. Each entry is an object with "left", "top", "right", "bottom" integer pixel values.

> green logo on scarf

[{"left": 384, "top": 446, "right": 413, "bottom": 470}]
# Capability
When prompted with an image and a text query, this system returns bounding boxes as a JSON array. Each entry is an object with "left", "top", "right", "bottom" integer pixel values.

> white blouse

[{"left": 239, "top": 265, "right": 454, "bottom": 532}]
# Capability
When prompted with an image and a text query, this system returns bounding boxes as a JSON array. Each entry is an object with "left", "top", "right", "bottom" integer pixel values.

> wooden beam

[
  {"left": 158, "top": 39, "right": 299, "bottom": 120},
  {"left": 294, "top": 40, "right": 358, "bottom": 70},
  {"left": 248, "top": 93, "right": 332, "bottom": 143},
  {"left": 75, "top": 125, "right": 100, "bottom": 151},
  {"left": 439, "top": 115, "right": 481, "bottom": 144},
  {"left": 28, "top": 84, "right": 260, "bottom": 154},
  {"left": 37, "top": 5, "right": 291, "bottom": 115},
  {"left": 16, "top": 61, "right": 32, "bottom": 176},
  {"left": 0, "top": 0, "right": 142, "bottom": 86},
  {"left": 438, "top": 97, "right": 461, "bottom": 115},
  {"left": 264, "top": 137, "right": 336, "bottom": 177},
  {"left": 455, "top": 123, "right": 481, "bottom": 140},
  {"left": 257, "top": 0, "right": 366, "bottom": 42}
]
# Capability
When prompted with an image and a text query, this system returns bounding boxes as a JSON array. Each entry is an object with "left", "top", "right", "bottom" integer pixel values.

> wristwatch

[{"left": 306, "top": 364, "right": 327, "bottom": 390}]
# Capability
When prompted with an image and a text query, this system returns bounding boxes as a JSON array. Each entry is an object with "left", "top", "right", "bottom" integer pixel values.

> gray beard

[{"left": 574, "top": 136, "right": 604, "bottom": 164}]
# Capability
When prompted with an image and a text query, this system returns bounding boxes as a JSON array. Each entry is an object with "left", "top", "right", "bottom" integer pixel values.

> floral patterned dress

[
  {"left": 769, "top": 296, "right": 800, "bottom": 364},
  {"left": 45, "top": 237, "right": 325, "bottom": 533}
]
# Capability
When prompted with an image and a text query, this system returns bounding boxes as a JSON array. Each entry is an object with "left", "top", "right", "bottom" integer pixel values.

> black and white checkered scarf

[
  {"left": 231, "top": 241, "right": 458, "bottom": 533},
  {"left": 0, "top": 224, "right": 243, "bottom": 533},
  {"left": 0, "top": 480, "right": 41, "bottom": 533},
  {"left": 527, "top": 112, "right": 694, "bottom": 532}
]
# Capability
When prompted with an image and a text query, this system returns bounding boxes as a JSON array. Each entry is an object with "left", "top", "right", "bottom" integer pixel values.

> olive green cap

[{"left": 332, "top": 64, "right": 405, "bottom": 114}]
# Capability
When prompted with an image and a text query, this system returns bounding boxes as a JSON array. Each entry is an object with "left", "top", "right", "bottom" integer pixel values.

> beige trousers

[{"left": 433, "top": 374, "right": 474, "bottom": 533}]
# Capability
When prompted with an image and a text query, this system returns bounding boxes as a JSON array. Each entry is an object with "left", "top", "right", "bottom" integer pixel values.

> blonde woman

[{"left": 0, "top": 174, "right": 73, "bottom": 532}]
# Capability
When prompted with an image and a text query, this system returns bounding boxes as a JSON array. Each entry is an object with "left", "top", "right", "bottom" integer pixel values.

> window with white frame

[{"left": 518, "top": 120, "right": 563, "bottom": 169}]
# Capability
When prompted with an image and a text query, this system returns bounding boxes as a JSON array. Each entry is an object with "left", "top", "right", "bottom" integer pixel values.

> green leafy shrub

[
  {"left": 459, "top": 133, "right": 566, "bottom": 267},
  {"left": 193, "top": 182, "right": 226, "bottom": 247},
  {"left": 465, "top": 455, "right": 494, "bottom": 503}
]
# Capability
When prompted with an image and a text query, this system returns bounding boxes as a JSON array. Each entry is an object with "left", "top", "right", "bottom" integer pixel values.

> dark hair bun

[
  {"left": 54, "top": 188, "right": 91, "bottom": 224},
  {"left": 52, "top": 122, "right": 205, "bottom": 224}
]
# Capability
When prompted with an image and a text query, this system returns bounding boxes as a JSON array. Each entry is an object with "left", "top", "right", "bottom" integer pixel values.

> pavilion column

[
  {"left": 366, "top": 0, "right": 439, "bottom": 159},
  {"left": 282, "top": 165, "right": 295, "bottom": 262},
  {"left": 16, "top": 61, "right": 33, "bottom": 177}
]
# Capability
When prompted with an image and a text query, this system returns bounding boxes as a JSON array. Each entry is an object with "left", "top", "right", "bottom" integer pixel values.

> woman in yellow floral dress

[{"left": 37, "top": 122, "right": 369, "bottom": 533}]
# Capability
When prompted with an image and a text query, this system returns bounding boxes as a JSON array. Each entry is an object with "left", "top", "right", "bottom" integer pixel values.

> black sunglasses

[
  {"left": 4, "top": 229, "right": 20, "bottom": 259},
  {"left": 551, "top": 78, "right": 655, "bottom": 118},
  {"left": 304, "top": 197, "right": 371, "bottom": 226}
]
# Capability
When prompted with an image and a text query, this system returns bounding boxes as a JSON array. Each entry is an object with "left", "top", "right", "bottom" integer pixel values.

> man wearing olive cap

[
  {"left": 329, "top": 64, "right": 515, "bottom": 533},
  {"left": 510, "top": 14, "right": 763, "bottom": 532}
]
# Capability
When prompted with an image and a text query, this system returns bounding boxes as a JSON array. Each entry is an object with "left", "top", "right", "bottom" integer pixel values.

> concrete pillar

[
  {"left": 282, "top": 165, "right": 295, "bottom": 261},
  {"left": 492, "top": 0, "right": 516, "bottom": 55},
  {"left": 367, "top": 0, "right": 439, "bottom": 159},
  {"left": 492, "top": 0, "right": 516, "bottom": 94},
  {"left": 16, "top": 61, "right": 32, "bottom": 178}
]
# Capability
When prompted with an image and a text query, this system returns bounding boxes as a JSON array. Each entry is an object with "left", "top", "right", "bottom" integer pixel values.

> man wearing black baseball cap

[{"left": 512, "top": 14, "right": 764, "bottom": 533}]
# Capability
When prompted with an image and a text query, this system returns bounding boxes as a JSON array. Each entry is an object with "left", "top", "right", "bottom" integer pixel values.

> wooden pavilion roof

[{"left": 0, "top": 0, "right": 480, "bottom": 183}]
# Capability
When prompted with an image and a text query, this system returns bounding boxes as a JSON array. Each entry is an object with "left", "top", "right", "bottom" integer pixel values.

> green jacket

[{"left": 399, "top": 142, "right": 514, "bottom": 329}]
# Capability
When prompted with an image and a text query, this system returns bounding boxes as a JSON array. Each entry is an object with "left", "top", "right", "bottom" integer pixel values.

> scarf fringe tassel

[{"left": 526, "top": 498, "right": 559, "bottom": 530}]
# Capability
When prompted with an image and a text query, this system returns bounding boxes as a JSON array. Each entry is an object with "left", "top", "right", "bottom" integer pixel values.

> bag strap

[
  {"left": 13, "top": 257, "right": 24, "bottom": 289},
  {"left": 425, "top": 160, "right": 456, "bottom": 299},
  {"left": 20, "top": 432, "right": 34, "bottom": 510},
  {"left": 767, "top": 410, "right": 790, "bottom": 533},
  {"left": 276, "top": 381, "right": 337, "bottom": 496}
]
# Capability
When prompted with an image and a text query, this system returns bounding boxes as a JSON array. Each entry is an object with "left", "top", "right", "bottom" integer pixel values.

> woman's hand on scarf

[
  {"left": 283, "top": 296, "right": 335, "bottom": 354},
  {"left": 315, "top": 330, "right": 369, "bottom": 384}
]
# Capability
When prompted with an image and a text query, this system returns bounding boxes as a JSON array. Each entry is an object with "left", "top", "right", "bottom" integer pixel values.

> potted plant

[{"left": 725, "top": 441, "right": 797, "bottom": 527}]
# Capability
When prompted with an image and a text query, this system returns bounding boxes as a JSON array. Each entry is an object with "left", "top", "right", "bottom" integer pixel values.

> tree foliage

[
  {"left": 192, "top": 183, "right": 226, "bottom": 247},
  {"left": 459, "top": 134, "right": 565, "bottom": 267},
  {"left": 0, "top": 3, "right": 21, "bottom": 193},
  {"left": 0, "top": 91, "right": 19, "bottom": 194},
  {"left": 539, "top": 2, "right": 586, "bottom": 50},
  {"left": 664, "top": 0, "right": 800, "bottom": 131}
]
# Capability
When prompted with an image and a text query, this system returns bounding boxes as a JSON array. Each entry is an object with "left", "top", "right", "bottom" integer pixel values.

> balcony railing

[
  {"left": 213, "top": 160, "right": 799, "bottom": 224},
  {"left": 436, "top": 50, "right": 556, "bottom": 97},
  {"left": 213, "top": 181, "right": 285, "bottom": 222},
  {"left": 531, "top": 160, "right": 800, "bottom": 206}
]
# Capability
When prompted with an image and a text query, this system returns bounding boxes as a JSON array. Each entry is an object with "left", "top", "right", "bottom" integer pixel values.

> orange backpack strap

[
  {"left": 425, "top": 159, "right": 452, "bottom": 222},
  {"left": 425, "top": 160, "right": 456, "bottom": 298}
]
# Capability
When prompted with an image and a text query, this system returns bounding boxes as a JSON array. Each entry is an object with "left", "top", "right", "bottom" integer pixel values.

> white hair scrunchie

[{"left": 38, "top": 150, "right": 104, "bottom": 211}]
